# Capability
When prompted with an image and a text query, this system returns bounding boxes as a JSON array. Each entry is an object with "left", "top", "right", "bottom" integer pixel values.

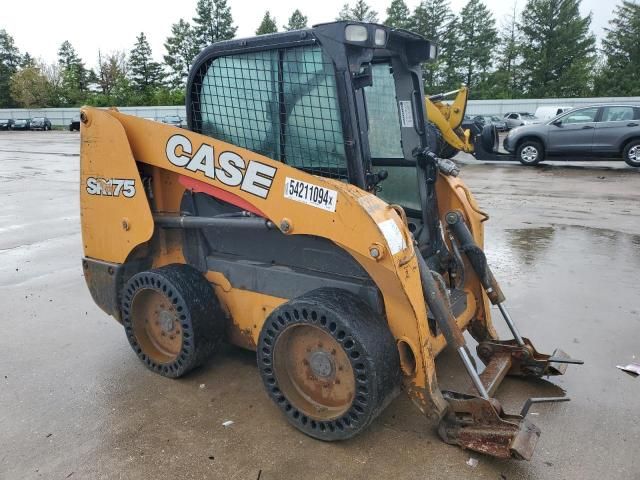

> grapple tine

[{"left": 520, "top": 397, "right": 570, "bottom": 417}]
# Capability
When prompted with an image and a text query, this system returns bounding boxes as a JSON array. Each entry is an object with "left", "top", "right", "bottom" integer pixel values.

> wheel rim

[
  {"left": 521, "top": 145, "right": 538, "bottom": 162},
  {"left": 273, "top": 324, "right": 355, "bottom": 420},
  {"left": 131, "top": 289, "right": 182, "bottom": 363},
  {"left": 629, "top": 145, "right": 640, "bottom": 162}
]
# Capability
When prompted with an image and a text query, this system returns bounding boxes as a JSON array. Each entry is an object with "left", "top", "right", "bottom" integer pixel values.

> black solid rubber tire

[
  {"left": 480, "top": 124, "right": 498, "bottom": 152},
  {"left": 623, "top": 140, "right": 640, "bottom": 167},
  {"left": 121, "top": 264, "right": 225, "bottom": 378},
  {"left": 517, "top": 140, "right": 544, "bottom": 166},
  {"left": 257, "top": 288, "right": 401, "bottom": 441}
]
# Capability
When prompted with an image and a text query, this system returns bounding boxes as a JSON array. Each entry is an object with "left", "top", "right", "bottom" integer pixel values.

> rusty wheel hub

[
  {"left": 273, "top": 324, "right": 355, "bottom": 421},
  {"left": 131, "top": 290, "right": 182, "bottom": 363}
]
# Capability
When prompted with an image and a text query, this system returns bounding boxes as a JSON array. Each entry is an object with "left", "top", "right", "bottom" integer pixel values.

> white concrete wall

[
  {"left": 464, "top": 97, "right": 640, "bottom": 116},
  {"left": 2, "top": 97, "right": 639, "bottom": 127},
  {"left": 0, "top": 106, "right": 187, "bottom": 127}
]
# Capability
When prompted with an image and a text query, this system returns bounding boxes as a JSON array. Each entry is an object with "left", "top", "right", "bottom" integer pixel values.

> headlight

[{"left": 345, "top": 25, "right": 368, "bottom": 42}]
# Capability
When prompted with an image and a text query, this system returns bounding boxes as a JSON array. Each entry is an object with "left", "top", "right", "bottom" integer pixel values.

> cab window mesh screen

[{"left": 191, "top": 46, "right": 348, "bottom": 179}]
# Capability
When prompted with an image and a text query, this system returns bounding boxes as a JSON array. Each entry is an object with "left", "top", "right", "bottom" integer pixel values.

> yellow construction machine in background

[{"left": 426, "top": 86, "right": 500, "bottom": 160}]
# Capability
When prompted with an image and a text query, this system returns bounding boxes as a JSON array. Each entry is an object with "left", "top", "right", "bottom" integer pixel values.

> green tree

[
  {"left": 411, "top": 0, "right": 457, "bottom": 91},
  {"left": 0, "top": 29, "right": 21, "bottom": 107},
  {"left": 57, "top": 40, "right": 89, "bottom": 105},
  {"left": 9, "top": 66, "right": 50, "bottom": 108},
  {"left": 594, "top": 1, "right": 640, "bottom": 96},
  {"left": 453, "top": 0, "right": 498, "bottom": 93},
  {"left": 284, "top": 9, "right": 308, "bottom": 30},
  {"left": 385, "top": 0, "right": 411, "bottom": 29},
  {"left": 192, "top": 0, "right": 237, "bottom": 48},
  {"left": 39, "top": 61, "right": 64, "bottom": 106},
  {"left": 21, "top": 52, "right": 36, "bottom": 69},
  {"left": 128, "top": 32, "right": 164, "bottom": 96},
  {"left": 164, "top": 19, "right": 200, "bottom": 89},
  {"left": 256, "top": 11, "right": 278, "bottom": 35},
  {"left": 96, "top": 50, "right": 128, "bottom": 96},
  {"left": 337, "top": 0, "right": 379, "bottom": 22},
  {"left": 492, "top": 3, "right": 524, "bottom": 98},
  {"left": 519, "top": 0, "right": 596, "bottom": 97}
]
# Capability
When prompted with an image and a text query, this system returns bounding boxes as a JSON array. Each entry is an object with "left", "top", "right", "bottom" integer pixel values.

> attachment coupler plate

[
  {"left": 477, "top": 338, "right": 584, "bottom": 378},
  {"left": 438, "top": 391, "right": 541, "bottom": 460}
]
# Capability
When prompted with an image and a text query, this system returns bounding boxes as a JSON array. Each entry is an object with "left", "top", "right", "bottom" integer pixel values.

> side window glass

[
  {"left": 509, "top": 113, "right": 518, "bottom": 119},
  {"left": 601, "top": 106, "right": 634, "bottom": 122},
  {"left": 363, "top": 63, "right": 404, "bottom": 159},
  {"left": 562, "top": 108, "right": 598, "bottom": 124}
]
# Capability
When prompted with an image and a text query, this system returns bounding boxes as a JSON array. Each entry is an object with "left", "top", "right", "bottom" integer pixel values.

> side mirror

[{"left": 552, "top": 119, "right": 562, "bottom": 126}]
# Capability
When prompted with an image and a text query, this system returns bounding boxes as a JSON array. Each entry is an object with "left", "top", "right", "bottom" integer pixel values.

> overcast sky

[{"left": 2, "top": 0, "right": 614, "bottom": 69}]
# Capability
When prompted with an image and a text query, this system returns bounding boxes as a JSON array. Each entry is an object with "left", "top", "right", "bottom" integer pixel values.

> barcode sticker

[{"left": 398, "top": 101, "right": 414, "bottom": 128}]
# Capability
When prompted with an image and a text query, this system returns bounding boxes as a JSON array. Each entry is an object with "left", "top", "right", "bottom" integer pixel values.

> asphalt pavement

[{"left": 1, "top": 131, "right": 639, "bottom": 479}]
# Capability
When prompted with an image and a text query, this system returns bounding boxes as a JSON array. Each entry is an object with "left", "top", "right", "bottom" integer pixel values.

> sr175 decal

[{"left": 86, "top": 177, "right": 136, "bottom": 198}]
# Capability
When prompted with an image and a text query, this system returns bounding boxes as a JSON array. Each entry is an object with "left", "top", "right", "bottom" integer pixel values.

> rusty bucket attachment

[
  {"left": 477, "top": 338, "right": 584, "bottom": 378},
  {"left": 438, "top": 392, "right": 569, "bottom": 460}
]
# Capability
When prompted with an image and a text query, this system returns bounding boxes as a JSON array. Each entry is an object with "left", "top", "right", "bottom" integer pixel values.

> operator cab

[{"left": 187, "top": 21, "right": 441, "bottom": 256}]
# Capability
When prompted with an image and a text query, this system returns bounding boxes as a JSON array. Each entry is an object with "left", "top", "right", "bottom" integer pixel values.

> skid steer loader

[{"left": 80, "top": 21, "right": 581, "bottom": 460}]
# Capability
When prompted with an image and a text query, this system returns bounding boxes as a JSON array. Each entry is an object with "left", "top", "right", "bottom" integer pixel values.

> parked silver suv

[
  {"left": 503, "top": 112, "right": 540, "bottom": 129},
  {"left": 503, "top": 105, "right": 640, "bottom": 167}
]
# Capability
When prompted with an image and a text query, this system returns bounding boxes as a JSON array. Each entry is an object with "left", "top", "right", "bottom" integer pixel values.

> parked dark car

[
  {"left": 161, "top": 115, "right": 183, "bottom": 128},
  {"left": 12, "top": 118, "right": 31, "bottom": 130},
  {"left": 503, "top": 104, "right": 640, "bottom": 167},
  {"left": 473, "top": 114, "right": 508, "bottom": 132},
  {"left": 69, "top": 116, "right": 81, "bottom": 131},
  {"left": 30, "top": 117, "right": 52, "bottom": 131},
  {"left": 0, "top": 119, "right": 15, "bottom": 130}
]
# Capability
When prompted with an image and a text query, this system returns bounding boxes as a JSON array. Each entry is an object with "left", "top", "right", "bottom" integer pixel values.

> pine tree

[
  {"left": 337, "top": 0, "right": 379, "bottom": 22},
  {"left": 284, "top": 9, "right": 308, "bottom": 31},
  {"left": 129, "top": 32, "right": 164, "bottom": 94},
  {"left": 519, "top": 0, "right": 595, "bottom": 97},
  {"left": 256, "top": 11, "right": 278, "bottom": 35},
  {"left": 21, "top": 52, "right": 36, "bottom": 69},
  {"left": 57, "top": 40, "right": 89, "bottom": 105},
  {"left": 164, "top": 19, "right": 200, "bottom": 89},
  {"left": 493, "top": 3, "right": 524, "bottom": 98},
  {"left": 411, "top": 0, "right": 457, "bottom": 90},
  {"left": 453, "top": 0, "right": 498, "bottom": 92},
  {"left": 193, "top": 0, "right": 237, "bottom": 48},
  {"left": 594, "top": 1, "right": 640, "bottom": 96},
  {"left": 385, "top": 0, "right": 411, "bottom": 29},
  {"left": 0, "top": 29, "right": 21, "bottom": 107}
]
